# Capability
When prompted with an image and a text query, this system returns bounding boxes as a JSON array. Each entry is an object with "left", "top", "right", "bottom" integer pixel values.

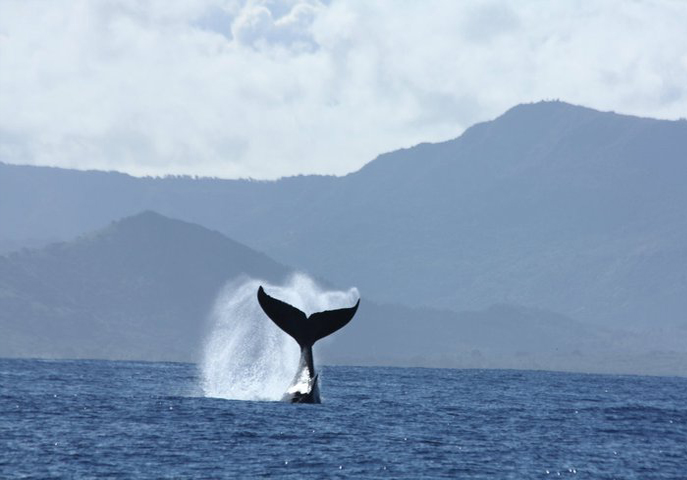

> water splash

[{"left": 201, "top": 273, "right": 358, "bottom": 401}]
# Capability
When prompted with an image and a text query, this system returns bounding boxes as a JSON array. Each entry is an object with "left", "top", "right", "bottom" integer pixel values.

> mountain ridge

[
  {"left": 1, "top": 100, "right": 685, "bottom": 329},
  {"left": 0, "top": 211, "right": 292, "bottom": 361},
  {"left": 4, "top": 210, "right": 684, "bottom": 375}
]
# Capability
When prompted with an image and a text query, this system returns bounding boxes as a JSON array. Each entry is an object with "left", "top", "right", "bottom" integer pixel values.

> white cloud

[
  {"left": 0, "top": 0, "right": 686, "bottom": 179},
  {"left": 231, "top": 0, "right": 320, "bottom": 50}
]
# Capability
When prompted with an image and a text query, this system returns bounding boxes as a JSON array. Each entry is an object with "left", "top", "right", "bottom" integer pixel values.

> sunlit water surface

[{"left": 1, "top": 358, "right": 686, "bottom": 479}]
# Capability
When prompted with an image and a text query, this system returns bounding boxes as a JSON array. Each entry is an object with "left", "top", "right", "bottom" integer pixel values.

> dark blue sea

[{"left": 1, "top": 358, "right": 686, "bottom": 479}]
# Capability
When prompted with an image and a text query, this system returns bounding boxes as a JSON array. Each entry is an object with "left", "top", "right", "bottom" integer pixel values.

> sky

[{"left": 1, "top": 0, "right": 686, "bottom": 179}]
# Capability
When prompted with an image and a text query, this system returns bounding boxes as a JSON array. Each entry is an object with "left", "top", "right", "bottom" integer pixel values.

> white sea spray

[{"left": 201, "top": 273, "right": 358, "bottom": 401}]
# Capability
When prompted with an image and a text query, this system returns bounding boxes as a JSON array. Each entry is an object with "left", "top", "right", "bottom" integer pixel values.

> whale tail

[
  {"left": 257, "top": 286, "right": 359, "bottom": 348},
  {"left": 257, "top": 285, "right": 359, "bottom": 403}
]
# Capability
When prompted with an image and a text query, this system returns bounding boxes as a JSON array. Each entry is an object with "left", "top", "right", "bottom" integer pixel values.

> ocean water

[{"left": 1, "top": 358, "right": 686, "bottom": 479}]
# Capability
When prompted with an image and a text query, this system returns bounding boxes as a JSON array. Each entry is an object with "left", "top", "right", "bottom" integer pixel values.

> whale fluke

[
  {"left": 257, "top": 285, "right": 359, "bottom": 403},
  {"left": 257, "top": 286, "right": 359, "bottom": 348}
]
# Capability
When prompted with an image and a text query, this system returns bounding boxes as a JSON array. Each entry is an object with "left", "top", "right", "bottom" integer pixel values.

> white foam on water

[{"left": 200, "top": 273, "right": 358, "bottom": 401}]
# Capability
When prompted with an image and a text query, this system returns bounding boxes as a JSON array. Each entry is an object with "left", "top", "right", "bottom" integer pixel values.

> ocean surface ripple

[{"left": 1, "top": 358, "right": 686, "bottom": 479}]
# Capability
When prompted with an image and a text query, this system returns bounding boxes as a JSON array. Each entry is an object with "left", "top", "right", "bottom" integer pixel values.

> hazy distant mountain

[
  {"left": 2, "top": 211, "right": 684, "bottom": 375},
  {"left": 324, "top": 300, "right": 687, "bottom": 376},
  {"left": 2, "top": 101, "right": 686, "bottom": 329},
  {"left": 0, "top": 212, "right": 292, "bottom": 361}
]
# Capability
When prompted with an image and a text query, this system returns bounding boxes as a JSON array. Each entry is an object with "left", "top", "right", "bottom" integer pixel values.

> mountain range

[
  {"left": 1, "top": 100, "right": 686, "bottom": 374},
  {"left": 3, "top": 211, "right": 682, "bottom": 374},
  {"left": 0, "top": 212, "right": 290, "bottom": 360}
]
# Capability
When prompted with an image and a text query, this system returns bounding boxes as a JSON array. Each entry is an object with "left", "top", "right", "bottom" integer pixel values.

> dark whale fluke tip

[{"left": 256, "top": 285, "right": 359, "bottom": 403}]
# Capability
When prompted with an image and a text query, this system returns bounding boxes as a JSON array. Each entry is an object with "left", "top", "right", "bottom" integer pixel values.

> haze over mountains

[
  {"left": 1, "top": 101, "right": 686, "bottom": 374},
  {"left": 2, "top": 211, "right": 680, "bottom": 374},
  {"left": 0, "top": 212, "right": 291, "bottom": 360}
]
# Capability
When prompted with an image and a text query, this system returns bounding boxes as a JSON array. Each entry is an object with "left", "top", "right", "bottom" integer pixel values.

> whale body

[{"left": 257, "top": 286, "right": 359, "bottom": 403}]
